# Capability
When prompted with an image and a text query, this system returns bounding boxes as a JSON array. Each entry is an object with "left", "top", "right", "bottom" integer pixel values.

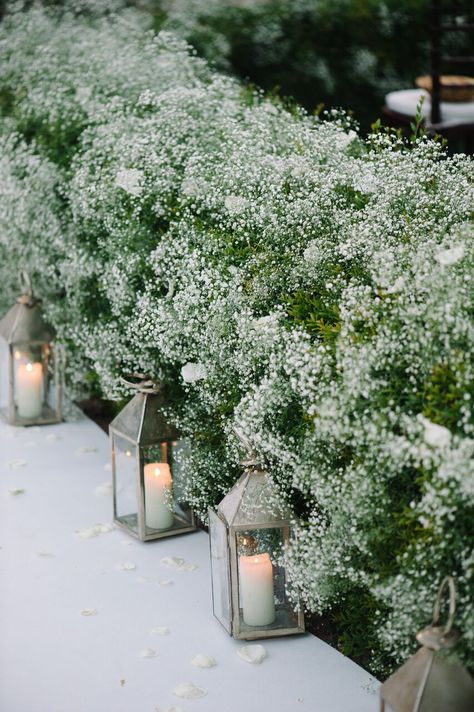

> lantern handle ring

[
  {"left": 432, "top": 575, "right": 456, "bottom": 634},
  {"left": 120, "top": 373, "right": 162, "bottom": 394},
  {"left": 20, "top": 271, "right": 33, "bottom": 298},
  {"left": 232, "top": 426, "right": 262, "bottom": 467}
]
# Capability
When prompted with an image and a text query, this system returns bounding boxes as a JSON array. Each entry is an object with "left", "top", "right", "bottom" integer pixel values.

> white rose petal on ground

[
  {"left": 7, "top": 459, "right": 27, "bottom": 470},
  {"left": 155, "top": 707, "right": 183, "bottom": 712},
  {"left": 151, "top": 626, "right": 170, "bottom": 636},
  {"left": 160, "top": 556, "right": 197, "bottom": 572},
  {"left": 117, "top": 562, "right": 136, "bottom": 571},
  {"left": 141, "top": 647, "right": 158, "bottom": 658},
  {"left": 159, "top": 579, "right": 173, "bottom": 586},
  {"left": 95, "top": 482, "right": 113, "bottom": 496},
  {"left": 8, "top": 488, "right": 26, "bottom": 496},
  {"left": 80, "top": 608, "right": 98, "bottom": 616},
  {"left": 172, "top": 682, "right": 207, "bottom": 700},
  {"left": 76, "top": 523, "right": 113, "bottom": 539},
  {"left": 191, "top": 654, "right": 216, "bottom": 668},
  {"left": 237, "top": 644, "right": 267, "bottom": 664},
  {"left": 45, "top": 433, "right": 60, "bottom": 442},
  {"left": 74, "top": 446, "right": 99, "bottom": 455}
]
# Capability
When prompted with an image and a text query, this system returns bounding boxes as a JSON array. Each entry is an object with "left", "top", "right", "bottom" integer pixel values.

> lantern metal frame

[
  {"left": 109, "top": 375, "right": 196, "bottom": 542},
  {"left": 208, "top": 450, "right": 305, "bottom": 640},
  {"left": 0, "top": 271, "right": 63, "bottom": 426},
  {"left": 379, "top": 576, "right": 474, "bottom": 712}
]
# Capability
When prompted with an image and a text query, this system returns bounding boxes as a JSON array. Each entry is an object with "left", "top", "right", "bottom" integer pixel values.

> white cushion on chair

[{"left": 385, "top": 88, "right": 474, "bottom": 127}]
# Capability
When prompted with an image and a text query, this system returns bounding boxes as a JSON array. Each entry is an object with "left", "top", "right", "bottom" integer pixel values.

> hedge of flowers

[{"left": 0, "top": 2, "right": 473, "bottom": 675}]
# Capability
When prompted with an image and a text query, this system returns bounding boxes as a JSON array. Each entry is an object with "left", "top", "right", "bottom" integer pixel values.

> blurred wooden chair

[{"left": 383, "top": 0, "right": 474, "bottom": 152}]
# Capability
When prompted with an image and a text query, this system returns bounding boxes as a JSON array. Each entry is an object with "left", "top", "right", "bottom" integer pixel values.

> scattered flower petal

[
  {"left": 76, "top": 523, "right": 113, "bottom": 539},
  {"left": 95, "top": 482, "right": 113, "bottom": 496},
  {"left": 8, "top": 488, "right": 26, "bottom": 496},
  {"left": 159, "top": 579, "right": 173, "bottom": 586},
  {"left": 191, "top": 654, "right": 216, "bottom": 668},
  {"left": 6, "top": 459, "right": 27, "bottom": 470},
  {"left": 45, "top": 433, "right": 60, "bottom": 442},
  {"left": 172, "top": 682, "right": 207, "bottom": 700},
  {"left": 160, "top": 556, "right": 197, "bottom": 572},
  {"left": 151, "top": 626, "right": 170, "bottom": 636},
  {"left": 155, "top": 707, "right": 183, "bottom": 712},
  {"left": 117, "top": 562, "right": 136, "bottom": 571},
  {"left": 74, "top": 446, "right": 99, "bottom": 455},
  {"left": 237, "top": 644, "right": 267, "bottom": 664},
  {"left": 80, "top": 608, "right": 98, "bottom": 616},
  {"left": 141, "top": 647, "right": 158, "bottom": 658}
]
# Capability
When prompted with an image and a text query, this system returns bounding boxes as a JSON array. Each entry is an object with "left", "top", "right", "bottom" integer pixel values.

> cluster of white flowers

[{"left": 0, "top": 2, "right": 473, "bottom": 674}]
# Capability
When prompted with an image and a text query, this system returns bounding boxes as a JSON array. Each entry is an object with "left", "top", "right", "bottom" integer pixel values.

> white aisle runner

[{"left": 0, "top": 412, "right": 379, "bottom": 712}]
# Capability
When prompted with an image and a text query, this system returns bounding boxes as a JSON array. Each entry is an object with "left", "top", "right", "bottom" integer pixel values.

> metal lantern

[
  {"left": 380, "top": 576, "right": 474, "bottom": 712},
  {"left": 109, "top": 375, "right": 196, "bottom": 541},
  {"left": 0, "top": 272, "right": 63, "bottom": 426},
  {"left": 208, "top": 450, "right": 305, "bottom": 640}
]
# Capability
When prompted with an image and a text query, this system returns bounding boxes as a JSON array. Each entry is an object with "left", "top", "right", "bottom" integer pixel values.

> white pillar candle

[
  {"left": 16, "top": 362, "right": 43, "bottom": 419},
  {"left": 144, "top": 462, "right": 174, "bottom": 530},
  {"left": 239, "top": 553, "right": 276, "bottom": 627}
]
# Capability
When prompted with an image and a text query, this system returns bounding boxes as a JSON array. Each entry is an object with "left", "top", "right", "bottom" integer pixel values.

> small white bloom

[
  {"left": 386, "top": 276, "right": 405, "bottom": 294},
  {"left": 181, "top": 362, "right": 207, "bottom": 383},
  {"left": 251, "top": 314, "right": 274, "bottom": 330},
  {"left": 115, "top": 168, "right": 144, "bottom": 197},
  {"left": 224, "top": 195, "right": 248, "bottom": 215},
  {"left": 436, "top": 245, "right": 465, "bottom": 266},
  {"left": 419, "top": 416, "right": 451, "bottom": 448}
]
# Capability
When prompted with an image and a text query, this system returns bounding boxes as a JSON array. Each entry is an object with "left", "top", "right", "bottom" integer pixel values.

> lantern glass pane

[
  {"left": 113, "top": 433, "right": 139, "bottom": 534},
  {"left": 11, "top": 341, "right": 57, "bottom": 423},
  {"left": 235, "top": 526, "right": 300, "bottom": 635},
  {"left": 0, "top": 339, "right": 9, "bottom": 415},
  {"left": 141, "top": 439, "right": 194, "bottom": 536},
  {"left": 209, "top": 509, "right": 232, "bottom": 632}
]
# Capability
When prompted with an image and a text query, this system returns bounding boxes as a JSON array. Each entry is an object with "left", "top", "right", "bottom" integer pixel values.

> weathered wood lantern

[
  {"left": 109, "top": 375, "right": 196, "bottom": 541},
  {"left": 380, "top": 576, "right": 474, "bottom": 712},
  {"left": 0, "top": 272, "right": 63, "bottom": 426},
  {"left": 208, "top": 443, "right": 305, "bottom": 640}
]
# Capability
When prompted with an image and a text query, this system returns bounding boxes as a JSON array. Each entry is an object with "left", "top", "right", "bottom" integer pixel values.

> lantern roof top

[
  {"left": 109, "top": 391, "right": 179, "bottom": 446},
  {"left": 218, "top": 465, "right": 292, "bottom": 527},
  {"left": 380, "top": 646, "right": 474, "bottom": 712},
  {"left": 380, "top": 577, "right": 474, "bottom": 712},
  {"left": 0, "top": 273, "right": 54, "bottom": 344}
]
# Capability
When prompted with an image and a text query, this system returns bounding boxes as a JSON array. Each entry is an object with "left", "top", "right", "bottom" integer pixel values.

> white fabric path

[{"left": 0, "top": 411, "right": 379, "bottom": 712}]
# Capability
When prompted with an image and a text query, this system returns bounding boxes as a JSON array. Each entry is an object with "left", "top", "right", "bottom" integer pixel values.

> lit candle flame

[
  {"left": 26, "top": 363, "right": 33, "bottom": 372},
  {"left": 126, "top": 450, "right": 131, "bottom": 458},
  {"left": 154, "top": 467, "right": 161, "bottom": 477}
]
